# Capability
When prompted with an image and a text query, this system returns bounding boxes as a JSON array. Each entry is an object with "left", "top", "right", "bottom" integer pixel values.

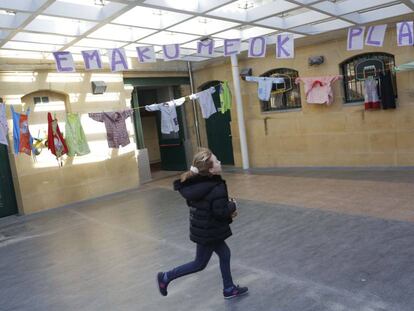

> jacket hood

[{"left": 173, "top": 175, "right": 223, "bottom": 201}]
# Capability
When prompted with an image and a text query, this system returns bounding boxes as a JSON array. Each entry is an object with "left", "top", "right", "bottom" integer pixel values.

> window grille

[
  {"left": 340, "top": 53, "right": 397, "bottom": 104},
  {"left": 260, "top": 68, "right": 301, "bottom": 112}
]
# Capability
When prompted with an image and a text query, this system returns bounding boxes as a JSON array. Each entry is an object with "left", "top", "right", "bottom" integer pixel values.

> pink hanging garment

[{"left": 295, "top": 75, "right": 342, "bottom": 105}]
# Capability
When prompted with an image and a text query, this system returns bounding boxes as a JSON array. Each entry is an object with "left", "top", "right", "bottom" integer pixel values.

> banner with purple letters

[{"left": 53, "top": 21, "right": 414, "bottom": 72}]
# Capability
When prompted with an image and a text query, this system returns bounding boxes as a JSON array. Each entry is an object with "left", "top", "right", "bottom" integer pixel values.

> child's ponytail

[{"left": 180, "top": 148, "right": 213, "bottom": 182}]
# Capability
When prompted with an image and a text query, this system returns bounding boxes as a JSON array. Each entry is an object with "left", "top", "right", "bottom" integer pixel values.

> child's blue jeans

[{"left": 166, "top": 241, "right": 234, "bottom": 289}]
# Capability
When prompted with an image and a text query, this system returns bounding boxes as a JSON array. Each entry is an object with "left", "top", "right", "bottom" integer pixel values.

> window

[
  {"left": 260, "top": 68, "right": 301, "bottom": 112},
  {"left": 340, "top": 53, "right": 397, "bottom": 104},
  {"left": 33, "top": 96, "right": 49, "bottom": 104}
]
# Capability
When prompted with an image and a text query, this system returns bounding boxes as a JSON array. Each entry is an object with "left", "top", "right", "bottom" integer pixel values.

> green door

[
  {"left": 0, "top": 144, "right": 18, "bottom": 217},
  {"left": 132, "top": 85, "right": 187, "bottom": 171},
  {"left": 202, "top": 82, "right": 234, "bottom": 165},
  {"left": 156, "top": 86, "right": 187, "bottom": 171}
]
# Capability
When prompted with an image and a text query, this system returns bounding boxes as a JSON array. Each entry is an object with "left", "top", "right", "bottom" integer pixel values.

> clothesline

[{"left": 135, "top": 83, "right": 224, "bottom": 110}]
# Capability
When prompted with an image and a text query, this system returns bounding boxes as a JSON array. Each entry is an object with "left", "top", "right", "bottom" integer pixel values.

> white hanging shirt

[
  {"left": 190, "top": 87, "right": 217, "bottom": 119},
  {"left": 245, "top": 76, "right": 285, "bottom": 101},
  {"left": 145, "top": 97, "right": 185, "bottom": 134},
  {"left": 0, "top": 103, "right": 8, "bottom": 146}
]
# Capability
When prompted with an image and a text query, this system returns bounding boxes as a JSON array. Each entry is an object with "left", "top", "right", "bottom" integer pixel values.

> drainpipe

[
  {"left": 187, "top": 61, "right": 201, "bottom": 147},
  {"left": 230, "top": 54, "right": 249, "bottom": 170}
]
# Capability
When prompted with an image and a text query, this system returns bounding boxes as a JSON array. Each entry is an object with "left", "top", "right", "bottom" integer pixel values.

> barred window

[
  {"left": 260, "top": 68, "right": 301, "bottom": 112},
  {"left": 340, "top": 52, "right": 397, "bottom": 104},
  {"left": 33, "top": 96, "right": 49, "bottom": 104}
]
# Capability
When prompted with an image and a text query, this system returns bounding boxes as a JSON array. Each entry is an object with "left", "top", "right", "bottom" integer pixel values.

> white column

[{"left": 230, "top": 54, "right": 249, "bottom": 169}]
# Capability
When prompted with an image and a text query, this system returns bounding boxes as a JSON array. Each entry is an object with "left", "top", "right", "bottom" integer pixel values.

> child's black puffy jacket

[{"left": 173, "top": 175, "right": 236, "bottom": 245}]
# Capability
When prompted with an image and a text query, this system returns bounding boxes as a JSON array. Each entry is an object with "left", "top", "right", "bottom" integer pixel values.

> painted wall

[
  {"left": 1, "top": 70, "right": 139, "bottom": 214},
  {"left": 141, "top": 116, "right": 160, "bottom": 164},
  {"left": 192, "top": 28, "right": 414, "bottom": 167}
]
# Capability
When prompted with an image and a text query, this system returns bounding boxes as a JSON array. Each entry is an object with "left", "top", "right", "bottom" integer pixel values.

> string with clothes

[{"left": 133, "top": 82, "right": 225, "bottom": 110}]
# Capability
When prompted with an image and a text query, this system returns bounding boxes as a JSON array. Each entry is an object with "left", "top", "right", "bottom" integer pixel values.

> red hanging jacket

[{"left": 47, "top": 112, "right": 68, "bottom": 158}]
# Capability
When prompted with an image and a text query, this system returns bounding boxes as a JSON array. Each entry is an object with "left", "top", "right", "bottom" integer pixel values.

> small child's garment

[
  {"left": 65, "top": 113, "right": 90, "bottom": 157},
  {"left": 219, "top": 81, "right": 232, "bottom": 114},
  {"left": 89, "top": 109, "right": 133, "bottom": 148},
  {"left": 0, "top": 103, "right": 8, "bottom": 146},
  {"left": 11, "top": 106, "right": 34, "bottom": 156},
  {"left": 47, "top": 112, "right": 68, "bottom": 159},
  {"left": 363, "top": 77, "right": 380, "bottom": 110},
  {"left": 295, "top": 75, "right": 342, "bottom": 105},
  {"left": 190, "top": 87, "right": 216, "bottom": 119},
  {"left": 245, "top": 76, "right": 285, "bottom": 101},
  {"left": 145, "top": 98, "right": 185, "bottom": 134}
]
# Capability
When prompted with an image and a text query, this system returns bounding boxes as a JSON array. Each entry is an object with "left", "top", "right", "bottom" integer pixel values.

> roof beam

[{"left": 399, "top": 0, "right": 414, "bottom": 10}]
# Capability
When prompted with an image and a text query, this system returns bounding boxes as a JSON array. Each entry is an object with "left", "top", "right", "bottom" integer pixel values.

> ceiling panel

[
  {"left": 75, "top": 38, "right": 126, "bottom": 48},
  {"left": 11, "top": 32, "right": 75, "bottom": 44},
  {"left": 143, "top": 0, "right": 234, "bottom": 14},
  {"left": 0, "top": 0, "right": 49, "bottom": 12},
  {"left": 88, "top": 24, "right": 156, "bottom": 41},
  {"left": 3, "top": 40, "right": 62, "bottom": 52},
  {"left": 214, "top": 25, "right": 276, "bottom": 40},
  {"left": 168, "top": 17, "right": 240, "bottom": 36},
  {"left": 0, "top": 11, "right": 31, "bottom": 29},
  {"left": 112, "top": 6, "right": 191, "bottom": 29},
  {"left": 137, "top": 31, "right": 200, "bottom": 45},
  {"left": 208, "top": 0, "right": 299, "bottom": 22},
  {"left": 342, "top": 3, "right": 411, "bottom": 24},
  {"left": 256, "top": 9, "right": 331, "bottom": 29},
  {"left": 43, "top": 0, "right": 126, "bottom": 21},
  {"left": 24, "top": 15, "right": 98, "bottom": 36}
]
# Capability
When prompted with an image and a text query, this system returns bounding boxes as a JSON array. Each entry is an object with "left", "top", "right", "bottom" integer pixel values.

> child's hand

[{"left": 231, "top": 211, "right": 238, "bottom": 218}]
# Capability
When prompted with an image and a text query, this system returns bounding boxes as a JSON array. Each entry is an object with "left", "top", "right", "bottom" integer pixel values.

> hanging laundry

[
  {"left": 145, "top": 97, "right": 185, "bottom": 134},
  {"left": 295, "top": 75, "right": 342, "bottom": 105},
  {"left": 11, "top": 106, "right": 34, "bottom": 156},
  {"left": 0, "top": 103, "right": 8, "bottom": 146},
  {"left": 363, "top": 77, "right": 380, "bottom": 110},
  {"left": 65, "top": 113, "right": 90, "bottom": 156},
  {"left": 219, "top": 81, "right": 232, "bottom": 114},
  {"left": 47, "top": 112, "right": 68, "bottom": 160},
  {"left": 379, "top": 71, "right": 396, "bottom": 109},
  {"left": 245, "top": 76, "right": 285, "bottom": 101},
  {"left": 190, "top": 87, "right": 216, "bottom": 119},
  {"left": 89, "top": 109, "right": 133, "bottom": 148}
]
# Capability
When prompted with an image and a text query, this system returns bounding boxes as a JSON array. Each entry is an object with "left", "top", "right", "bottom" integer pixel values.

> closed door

[
  {"left": 0, "top": 144, "right": 18, "bottom": 217},
  {"left": 203, "top": 83, "right": 234, "bottom": 165}
]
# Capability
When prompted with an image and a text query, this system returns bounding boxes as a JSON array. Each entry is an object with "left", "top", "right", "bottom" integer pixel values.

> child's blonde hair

[{"left": 181, "top": 148, "right": 213, "bottom": 182}]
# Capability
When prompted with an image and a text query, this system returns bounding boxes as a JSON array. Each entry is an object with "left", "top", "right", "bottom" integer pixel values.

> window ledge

[
  {"left": 343, "top": 101, "right": 364, "bottom": 107},
  {"left": 261, "top": 108, "right": 302, "bottom": 114}
]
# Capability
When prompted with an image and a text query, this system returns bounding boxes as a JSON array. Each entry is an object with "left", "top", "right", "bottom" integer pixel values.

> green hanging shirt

[
  {"left": 219, "top": 81, "right": 232, "bottom": 114},
  {"left": 65, "top": 113, "right": 90, "bottom": 157}
]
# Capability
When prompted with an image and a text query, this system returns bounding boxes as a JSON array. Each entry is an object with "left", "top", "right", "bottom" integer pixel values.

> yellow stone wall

[
  {"left": 1, "top": 70, "right": 139, "bottom": 214},
  {"left": 192, "top": 28, "right": 414, "bottom": 167}
]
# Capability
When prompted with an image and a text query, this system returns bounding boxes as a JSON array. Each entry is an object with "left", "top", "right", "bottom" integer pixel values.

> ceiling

[{"left": 0, "top": 0, "right": 412, "bottom": 63}]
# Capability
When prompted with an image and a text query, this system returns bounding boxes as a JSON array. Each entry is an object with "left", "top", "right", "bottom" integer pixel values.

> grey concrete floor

[{"left": 1, "top": 172, "right": 414, "bottom": 311}]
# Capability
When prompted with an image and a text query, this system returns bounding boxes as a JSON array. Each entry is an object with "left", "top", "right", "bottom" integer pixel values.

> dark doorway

[
  {"left": 200, "top": 81, "right": 234, "bottom": 165},
  {"left": 0, "top": 145, "right": 18, "bottom": 218},
  {"left": 135, "top": 86, "right": 187, "bottom": 172}
]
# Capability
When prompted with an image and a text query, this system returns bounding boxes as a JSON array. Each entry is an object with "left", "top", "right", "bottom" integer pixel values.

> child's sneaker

[
  {"left": 223, "top": 285, "right": 249, "bottom": 299},
  {"left": 157, "top": 272, "right": 169, "bottom": 296}
]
